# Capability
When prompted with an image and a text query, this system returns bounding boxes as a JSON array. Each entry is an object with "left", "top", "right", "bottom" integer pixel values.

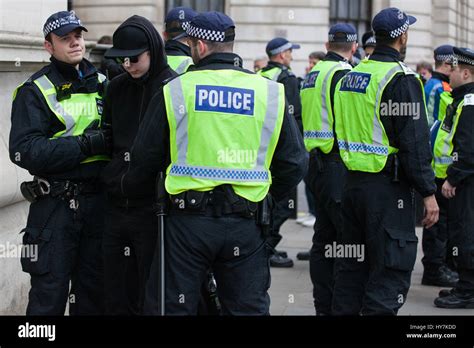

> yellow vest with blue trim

[
  {"left": 426, "top": 80, "right": 452, "bottom": 127},
  {"left": 334, "top": 59, "right": 424, "bottom": 173},
  {"left": 259, "top": 66, "right": 291, "bottom": 82},
  {"left": 301, "top": 60, "right": 352, "bottom": 153},
  {"left": 433, "top": 94, "right": 474, "bottom": 179},
  {"left": 163, "top": 69, "right": 286, "bottom": 202},
  {"left": 168, "top": 55, "right": 193, "bottom": 75},
  {"left": 13, "top": 73, "right": 109, "bottom": 164}
]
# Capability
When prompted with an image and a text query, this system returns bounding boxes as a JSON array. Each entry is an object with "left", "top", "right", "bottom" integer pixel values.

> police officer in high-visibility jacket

[
  {"left": 163, "top": 7, "right": 197, "bottom": 75},
  {"left": 331, "top": 7, "right": 439, "bottom": 315},
  {"left": 433, "top": 47, "right": 474, "bottom": 309},
  {"left": 426, "top": 45, "right": 454, "bottom": 131},
  {"left": 259, "top": 37, "right": 303, "bottom": 268},
  {"left": 300, "top": 23, "right": 357, "bottom": 316},
  {"left": 9, "top": 11, "right": 111, "bottom": 315},
  {"left": 421, "top": 45, "right": 459, "bottom": 288},
  {"left": 129, "top": 11, "right": 308, "bottom": 315}
]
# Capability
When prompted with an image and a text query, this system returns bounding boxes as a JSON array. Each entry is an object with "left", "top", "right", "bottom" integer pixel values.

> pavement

[{"left": 268, "top": 185, "right": 474, "bottom": 316}]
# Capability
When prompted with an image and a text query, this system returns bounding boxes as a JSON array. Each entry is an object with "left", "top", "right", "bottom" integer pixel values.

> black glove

[{"left": 77, "top": 121, "right": 113, "bottom": 157}]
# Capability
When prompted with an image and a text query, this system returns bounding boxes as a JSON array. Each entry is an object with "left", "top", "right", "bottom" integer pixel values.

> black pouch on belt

[
  {"left": 257, "top": 195, "right": 273, "bottom": 237},
  {"left": 20, "top": 179, "right": 51, "bottom": 203},
  {"left": 20, "top": 181, "right": 39, "bottom": 203},
  {"left": 186, "top": 191, "right": 206, "bottom": 211}
]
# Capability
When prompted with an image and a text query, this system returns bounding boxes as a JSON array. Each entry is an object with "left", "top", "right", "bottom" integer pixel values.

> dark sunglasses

[{"left": 115, "top": 56, "right": 139, "bottom": 64}]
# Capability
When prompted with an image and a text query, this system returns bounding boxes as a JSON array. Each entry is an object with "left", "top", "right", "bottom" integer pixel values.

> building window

[
  {"left": 330, "top": 0, "right": 372, "bottom": 39},
  {"left": 456, "top": 0, "right": 470, "bottom": 47},
  {"left": 165, "top": 0, "right": 225, "bottom": 14}
]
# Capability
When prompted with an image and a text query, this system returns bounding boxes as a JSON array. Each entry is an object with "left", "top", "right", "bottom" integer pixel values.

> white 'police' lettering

[
  {"left": 340, "top": 72, "right": 372, "bottom": 93},
  {"left": 195, "top": 85, "right": 255, "bottom": 116}
]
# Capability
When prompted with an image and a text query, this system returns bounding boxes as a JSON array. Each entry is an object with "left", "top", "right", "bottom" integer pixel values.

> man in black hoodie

[{"left": 101, "top": 15, "right": 175, "bottom": 315}]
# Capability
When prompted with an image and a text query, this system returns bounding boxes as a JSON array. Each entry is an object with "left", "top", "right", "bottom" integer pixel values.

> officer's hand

[
  {"left": 422, "top": 195, "right": 439, "bottom": 229},
  {"left": 441, "top": 180, "right": 456, "bottom": 199},
  {"left": 77, "top": 123, "right": 112, "bottom": 157}
]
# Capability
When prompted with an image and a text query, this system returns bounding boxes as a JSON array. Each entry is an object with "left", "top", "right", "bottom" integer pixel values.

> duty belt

[
  {"left": 20, "top": 177, "right": 101, "bottom": 203},
  {"left": 169, "top": 185, "right": 258, "bottom": 218}
]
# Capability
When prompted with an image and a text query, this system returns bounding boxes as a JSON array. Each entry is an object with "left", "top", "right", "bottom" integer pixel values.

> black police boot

[
  {"left": 434, "top": 290, "right": 474, "bottom": 309},
  {"left": 438, "top": 288, "right": 455, "bottom": 298},
  {"left": 270, "top": 254, "right": 294, "bottom": 268},
  {"left": 296, "top": 251, "right": 310, "bottom": 261},
  {"left": 275, "top": 250, "right": 288, "bottom": 259},
  {"left": 422, "top": 265, "right": 459, "bottom": 287}
]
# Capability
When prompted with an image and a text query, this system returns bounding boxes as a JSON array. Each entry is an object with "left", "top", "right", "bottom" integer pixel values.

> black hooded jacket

[{"left": 100, "top": 15, "right": 176, "bottom": 207}]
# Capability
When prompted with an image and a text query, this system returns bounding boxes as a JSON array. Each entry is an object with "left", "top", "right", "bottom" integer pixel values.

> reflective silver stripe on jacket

[
  {"left": 34, "top": 75, "right": 76, "bottom": 137},
  {"left": 167, "top": 76, "right": 281, "bottom": 182}
]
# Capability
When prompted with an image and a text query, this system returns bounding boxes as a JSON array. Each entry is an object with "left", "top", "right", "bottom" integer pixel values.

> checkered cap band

[
  {"left": 366, "top": 36, "right": 376, "bottom": 45},
  {"left": 328, "top": 33, "right": 358, "bottom": 42},
  {"left": 181, "top": 21, "right": 191, "bottom": 31},
  {"left": 435, "top": 54, "right": 454, "bottom": 62},
  {"left": 389, "top": 19, "right": 409, "bottom": 38},
  {"left": 43, "top": 13, "right": 82, "bottom": 37},
  {"left": 186, "top": 24, "right": 226, "bottom": 42},
  {"left": 453, "top": 54, "right": 474, "bottom": 67}
]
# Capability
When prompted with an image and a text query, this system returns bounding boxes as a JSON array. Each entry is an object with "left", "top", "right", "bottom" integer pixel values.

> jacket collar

[
  {"left": 165, "top": 40, "right": 191, "bottom": 57},
  {"left": 194, "top": 52, "right": 243, "bottom": 69},
  {"left": 370, "top": 45, "right": 401, "bottom": 62},
  {"left": 452, "top": 82, "right": 474, "bottom": 102}
]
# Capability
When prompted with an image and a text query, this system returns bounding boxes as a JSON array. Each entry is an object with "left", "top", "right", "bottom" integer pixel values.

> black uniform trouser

[
  {"left": 266, "top": 190, "right": 296, "bottom": 249},
  {"left": 308, "top": 157, "right": 346, "bottom": 315},
  {"left": 447, "top": 177, "right": 474, "bottom": 292},
  {"left": 332, "top": 173, "right": 417, "bottom": 316},
  {"left": 103, "top": 202, "right": 157, "bottom": 315},
  {"left": 21, "top": 193, "right": 105, "bottom": 315},
  {"left": 422, "top": 179, "right": 449, "bottom": 272},
  {"left": 143, "top": 213, "right": 271, "bottom": 315}
]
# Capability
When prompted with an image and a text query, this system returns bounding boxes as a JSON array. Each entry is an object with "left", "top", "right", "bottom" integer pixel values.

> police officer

[
  {"left": 129, "top": 11, "right": 307, "bottom": 315},
  {"left": 426, "top": 45, "right": 455, "bottom": 132},
  {"left": 260, "top": 37, "right": 303, "bottom": 268},
  {"left": 163, "top": 7, "right": 197, "bottom": 74},
  {"left": 362, "top": 31, "right": 376, "bottom": 58},
  {"left": 433, "top": 47, "right": 474, "bottom": 308},
  {"left": 300, "top": 23, "right": 357, "bottom": 315},
  {"left": 331, "top": 7, "right": 439, "bottom": 315},
  {"left": 9, "top": 11, "right": 111, "bottom": 315},
  {"left": 421, "top": 44, "right": 459, "bottom": 288}
]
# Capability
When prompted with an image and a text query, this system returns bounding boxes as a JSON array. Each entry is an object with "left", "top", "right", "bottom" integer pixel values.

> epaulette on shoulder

[
  {"left": 339, "top": 61, "right": 353, "bottom": 70},
  {"left": 398, "top": 62, "right": 416, "bottom": 75},
  {"left": 464, "top": 93, "right": 474, "bottom": 106}
]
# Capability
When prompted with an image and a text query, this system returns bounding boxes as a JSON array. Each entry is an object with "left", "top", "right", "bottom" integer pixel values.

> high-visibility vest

[
  {"left": 334, "top": 59, "right": 424, "bottom": 173},
  {"left": 433, "top": 94, "right": 474, "bottom": 179},
  {"left": 301, "top": 60, "right": 352, "bottom": 153},
  {"left": 425, "top": 78, "right": 452, "bottom": 127},
  {"left": 427, "top": 82, "right": 453, "bottom": 150},
  {"left": 259, "top": 66, "right": 292, "bottom": 82},
  {"left": 163, "top": 69, "right": 286, "bottom": 202},
  {"left": 168, "top": 55, "right": 193, "bottom": 75},
  {"left": 13, "top": 73, "right": 109, "bottom": 164}
]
